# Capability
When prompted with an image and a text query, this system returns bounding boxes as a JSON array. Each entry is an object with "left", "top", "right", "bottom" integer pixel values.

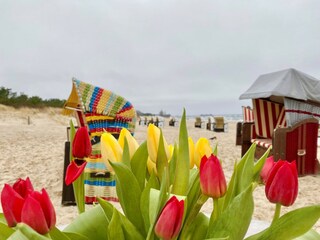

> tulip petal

[
  {"left": 0, "top": 184, "right": 25, "bottom": 227},
  {"left": 65, "top": 160, "right": 87, "bottom": 185},
  {"left": 30, "top": 189, "right": 56, "bottom": 231},
  {"left": 12, "top": 177, "right": 34, "bottom": 199},
  {"left": 21, "top": 195, "right": 50, "bottom": 234},
  {"left": 101, "top": 132, "right": 123, "bottom": 171},
  {"left": 260, "top": 156, "right": 275, "bottom": 184},
  {"left": 118, "top": 128, "right": 139, "bottom": 159}
]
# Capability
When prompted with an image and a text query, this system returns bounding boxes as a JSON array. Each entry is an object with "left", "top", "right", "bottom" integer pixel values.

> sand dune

[{"left": 0, "top": 105, "right": 319, "bottom": 233}]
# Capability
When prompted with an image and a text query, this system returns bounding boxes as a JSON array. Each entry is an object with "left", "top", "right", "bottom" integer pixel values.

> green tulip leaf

[
  {"left": 236, "top": 143, "right": 255, "bottom": 194},
  {"left": 185, "top": 169, "right": 201, "bottom": 220},
  {"left": 122, "top": 138, "right": 131, "bottom": 168},
  {"left": 107, "top": 208, "right": 125, "bottom": 240},
  {"left": 207, "top": 184, "right": 254, "bottom": 240},
  {"left": 49, "top": 227, "right": 72, "bottom": 240},
  {"left": 172, "top": 108, "right": 190, "bottom": 195},
  {"left": 213, "top": 143, "right": 218, "bottom": 156},
  {"left": 181, "top": 212, "right": 209, "bottom": 240},
  {"left": 257, "top": 205, "right": 320, "bottom": 240},
  {"left": 156, "top": 130, "right": 168, "bottom": 181},
  {"left": 63, "top": 205, "right": 108, "bottom": 239},
  {"left": 140, "top": 173, "right": 159, "bottom": 232},
  {"left": 223, "top": 144, "right": 256, "bottom": 211},
  {"left": 294, "top": 229, "right": 320, "bottom": 240},
  {"left": 98, "top": 198, "right": 144, "bottom": 240},
  {"left": 131, "top": 141, "right": 148, "bottom": 191},
  {"left": 0, "top": 222, "right": 14, "bottom": 239},
  {"left": 72, "top": 173, "right": 85, "bottom": 214},
  {"left": 109, "top": 161, "right": 145, "bottom": 235},
  {"left": 8, "top": 223, "right": 49, "bottom": 240},
  {"left": 169, "top": 143, "right": 178, "bottom": 185},
  {"left": 63, "top": 232, "right": 89, "bottom": 240}
]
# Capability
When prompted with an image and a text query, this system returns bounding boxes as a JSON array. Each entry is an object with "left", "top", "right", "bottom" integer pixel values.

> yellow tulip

[
  {"left": 147, "top": 157, "right": 157, "bottom": 175},
  {"left": 147, "top": 124, "right": 170, "bottom": 163},
  {"left": 168, "top": 144, "right": 174, "bottom": 162},
  {"left": 194, "top": 137, "right": 212, "bottom": 168},
  {"left": 101, "top": 132, "right": 123, "bottom": 172},
  {"left": 188, "top": 137, "right": 195, "bottom": 169},
  {"left": 118, "top": 128, "right": 139, "bottom": 159}
]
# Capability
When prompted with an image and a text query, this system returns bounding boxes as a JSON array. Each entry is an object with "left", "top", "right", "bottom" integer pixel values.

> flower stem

[
  {"left": 212, "top": 198, "right": 219, "bottom": 222},
  {"left": 179, "top": 194, "right": 208, "bottom": 239},
  {"left": 271, "top": 203, "right": 281, "bottom": 225}
]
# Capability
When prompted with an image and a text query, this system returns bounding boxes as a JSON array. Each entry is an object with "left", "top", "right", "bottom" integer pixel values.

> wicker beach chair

[
  {"left": 240, "top": 69, "right": 320, "bottom": 175},
  {"left": 62, "top": 78, "right": 136, "bottom": 204}
]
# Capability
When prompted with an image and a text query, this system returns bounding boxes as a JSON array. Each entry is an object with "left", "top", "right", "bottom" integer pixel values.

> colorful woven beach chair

[{"left": 63, "top": 78, "right": 136, "bottom": 203}]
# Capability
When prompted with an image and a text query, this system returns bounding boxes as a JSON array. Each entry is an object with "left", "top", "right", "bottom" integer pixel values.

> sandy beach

[{"left": 0, "top": 104, "right": 319, "bottom": 234}]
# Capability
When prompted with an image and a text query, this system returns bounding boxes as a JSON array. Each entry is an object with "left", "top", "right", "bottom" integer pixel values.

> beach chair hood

[{"left": 239, "top": 68, "right": 320, "bottom": 103}]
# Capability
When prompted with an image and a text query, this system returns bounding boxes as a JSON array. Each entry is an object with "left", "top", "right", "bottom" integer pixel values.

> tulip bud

[
  {"left": 260, "top": 156, "right": 276, "bottom": 184},
  {"left": 118, "top": 128, "right": 139, "bottom": 159},
  {"left": 155, "top": 196, "right": 184, "bottom": 240},
  {"left": 194, "top": 138, "right": 212, "bottom": 168},
  {"left": 101, "top": 132, "right": 123, "bottom": 171},
  {"left": 265, "top": 160, "right": 298, "bottom": 206},
  {"left": 72, "top": 127, "right": 92, "bottom": 158},
  {"left": 200, "top": 154, "right": 227, "bottom": 198},
  {"left": 147, "top": 124, "right": 170, "bottom": 163},
  {"left": 21, "top": 189, "right": 56, "bottom": 234}
]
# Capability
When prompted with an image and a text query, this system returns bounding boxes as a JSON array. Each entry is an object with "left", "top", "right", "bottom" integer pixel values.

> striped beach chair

[
  {"left": 241, "top": 98, "right": 319, "bottom": 175},
  {"left": 63, "top": 78, "right": 136, "bottom": 203}
]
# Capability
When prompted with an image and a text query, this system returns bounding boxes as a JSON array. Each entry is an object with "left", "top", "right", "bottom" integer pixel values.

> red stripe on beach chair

[
  {"left": 242, "top": 106, "right": 254, "bottom": 122},
  {"left": 251, "top": 138, "right": 272, "bottom": 149},
  {"left": 253, "top": 99, "right": 283, "bottom": 138}
]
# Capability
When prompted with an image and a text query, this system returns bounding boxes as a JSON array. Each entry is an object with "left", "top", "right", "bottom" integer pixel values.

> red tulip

[
  {"left": 1, "top": 184, "right": 25, "bottom": 227},
  {"left": 21, "top": 189, "right": 56, "bottom": 234},
  {"left": 260, "top": 156, "right": 276, "bottom": 184},
  {"left": 65, "top": 160, "right": 87, "bottom": 185},
  {"left": 265, "top": 160, "right": 298, "bottom": 206},
  {"left": 1, "top": 178, "right": 56, "bottom": 234},
  {"left": 200, "top": 154, "right": 227, "bottom": 198},
  {"left": 72, "top": 127, "right": 92, "bottom": 158},
  {"left": 155, "top": 196, "right": 184, "bottom": 240}
]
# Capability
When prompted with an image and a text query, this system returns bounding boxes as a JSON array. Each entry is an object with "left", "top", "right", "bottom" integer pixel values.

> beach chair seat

[
  {"left": 213, "top": 116, "right": 227, "bottom": 132},
  {"left": 194, "top": 117, "right": 204, "bottom": 128}
]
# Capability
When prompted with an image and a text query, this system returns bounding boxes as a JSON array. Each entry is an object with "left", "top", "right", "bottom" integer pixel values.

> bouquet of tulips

[{"left": 1, "top": 109, "right": 320, "bottom": 240}]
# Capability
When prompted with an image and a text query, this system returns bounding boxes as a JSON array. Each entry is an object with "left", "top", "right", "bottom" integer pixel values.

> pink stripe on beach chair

[
  {"left": 251, "top": 138, "right": 272, "bottom": 149},
  {"left": 253, "top": 99, "right": 283, "bottom": 138},
  {"left": 242, "top": 106, "right": 254, "bottom": 122}
]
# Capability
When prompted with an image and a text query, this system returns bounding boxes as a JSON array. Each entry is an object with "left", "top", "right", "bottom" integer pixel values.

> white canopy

[{"left": 239, "top": 68, "right": 320, "bottom": 103}]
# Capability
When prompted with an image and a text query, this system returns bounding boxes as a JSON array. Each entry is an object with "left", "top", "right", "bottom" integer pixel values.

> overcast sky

[{"left": 1, "top": 1, "right": 320, "bottom": 116}]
